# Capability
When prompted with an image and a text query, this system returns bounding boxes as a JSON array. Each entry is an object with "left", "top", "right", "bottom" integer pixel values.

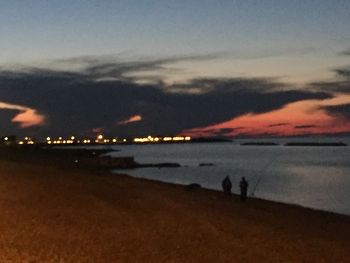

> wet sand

[{"left": 0, "top": 159, "right": 349, "bottom": 262}]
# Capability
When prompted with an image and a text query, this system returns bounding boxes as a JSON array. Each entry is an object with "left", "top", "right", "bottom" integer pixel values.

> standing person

[
  {"left": 222, "top": 176, "right": 232, "bottom": 195},
  {"left": 239, "top": 177, "right": 249, "bottom": 202}
]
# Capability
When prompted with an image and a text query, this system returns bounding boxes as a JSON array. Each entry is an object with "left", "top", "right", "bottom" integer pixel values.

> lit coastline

[{"left": 7, "top": 135, "right": 192, "bottom": 146}]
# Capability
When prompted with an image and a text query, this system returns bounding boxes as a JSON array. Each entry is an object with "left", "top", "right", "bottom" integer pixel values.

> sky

[{"left": 0, "top": 0, "right": 350, "bottom": 139}]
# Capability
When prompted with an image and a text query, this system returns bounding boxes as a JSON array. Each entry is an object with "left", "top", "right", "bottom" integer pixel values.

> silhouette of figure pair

[{"left": 221, "top": 176, "right": 249, "bottom": 202}]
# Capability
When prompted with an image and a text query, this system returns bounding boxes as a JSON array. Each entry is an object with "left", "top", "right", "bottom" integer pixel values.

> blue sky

[{"left": 1, "top": 1, "right": 349, "bottom": 68}]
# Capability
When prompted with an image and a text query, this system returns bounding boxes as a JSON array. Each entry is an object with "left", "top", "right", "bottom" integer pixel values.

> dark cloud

[
  {"left": 191, "top": 127, "right": 244, "bottom": 137},
  {"left": 310, "top": 63, "right": 350, "bottom": 119},
  {"left": 213, "top": 127, "right": 246, "bottom": 137},
  {"left": 334, "top": 68, "right": 350, "bottom": 79},
  {"left": 268, "top": 123, "right": 289, "bottom": 127},
  {"left": 234, "top": 131, "right": 280, "bottom": 138},
  {"left": 308, "top": 65, "right": 350, "bottom": 94},
  {"left": 227, "top": 47, "right": 318, "bottom": 60},
  {"left": 0, "top": 109, "right": 21, "bottom": 135},
  {"left": 294, "top": 125, "right": 318, "bottom": 129},
  {"left": 340, "top": 48, "right": 350, "bottom": 56},
  {"left": 323, "top": 104, "right": 350, "bottom": 120},
  {"left": 0, "top": 57, "right": 332, "bottom": 138},
  {"left": 51, "top": 53, "right": 225, "bottom": 83}
]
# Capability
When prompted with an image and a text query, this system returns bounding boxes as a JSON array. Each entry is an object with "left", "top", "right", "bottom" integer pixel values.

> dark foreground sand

[{"left": 0, "top": 160, "right": 349, "bottom": 262}]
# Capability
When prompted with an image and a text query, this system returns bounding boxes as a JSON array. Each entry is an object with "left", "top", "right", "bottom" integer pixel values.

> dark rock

[
  {"left": 285, "top": 142, "right": 347, "bottom": 147},
  {"left": 199, "top": 163, "right": 215, "bottom": 167},
  {"left": 240, "top": 142, "right": 279, "bottom": 146},
  {"left": 135, "top": 162, "right": 181, "bottom": 169}
]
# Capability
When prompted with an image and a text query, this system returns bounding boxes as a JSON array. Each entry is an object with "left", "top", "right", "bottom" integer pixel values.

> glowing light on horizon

[
  {"left": 172, "top": 136, "right": 185, "bottom": 141},
  {"left": 133, "top": 136, "right": 191, "bottom": 143},
  {"left": 15, "top": 135, "right": 190, "bottom": 145}
]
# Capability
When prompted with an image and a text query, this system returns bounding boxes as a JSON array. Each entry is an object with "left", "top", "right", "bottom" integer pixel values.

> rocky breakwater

[{"left": 96, "top": 155, "right": 181, "bottom": 169}]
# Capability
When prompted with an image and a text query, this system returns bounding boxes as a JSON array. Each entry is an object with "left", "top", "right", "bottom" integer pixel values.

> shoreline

[
  {"left": 117, "top": 172, "right": 350, "bottom": 218},
  {"left": 0, "top": 149, "right": 350, "bottom": 261},
  {"left": 2, "top": 145, "right": 349, "bottom": 217}
]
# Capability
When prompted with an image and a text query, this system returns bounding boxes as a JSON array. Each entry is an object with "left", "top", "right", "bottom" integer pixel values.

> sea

[{"left": 107, "top": 136, "right": 350, "bottom": 216}]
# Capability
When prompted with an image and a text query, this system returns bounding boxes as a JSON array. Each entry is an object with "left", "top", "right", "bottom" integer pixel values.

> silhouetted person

[
  {"left": 222, "top": 176, "right": 232, "bottom": 195},
  {"left": 240, "top": 177, "right": 249, "bottom": 202}
]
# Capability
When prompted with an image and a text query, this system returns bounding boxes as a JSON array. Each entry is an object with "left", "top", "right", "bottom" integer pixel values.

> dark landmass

[
  {"left": 135, "top": 162, "right": 181, "bottom": 168},
  {"left": 240, "top": 142, "right": 279, "bottom": 146},
  {"left": 0, "top": 146, "right": 181, "bottom": 170},
  {"left": 190, "top": 137, "right": 232, "bottom": 143},
  {"left": 0, "top": 145, "right": 113, "bottom": 169},
  {"left": 199, "top": 163, "right": 215, "bottom": 167},
  {"left": 285, "top": 142, "right": 347, "bottom": 146}
]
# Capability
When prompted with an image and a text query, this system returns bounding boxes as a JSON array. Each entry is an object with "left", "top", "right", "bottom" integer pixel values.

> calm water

[{"left": 109, "top": 137, "right": 350, "bottom": 215}]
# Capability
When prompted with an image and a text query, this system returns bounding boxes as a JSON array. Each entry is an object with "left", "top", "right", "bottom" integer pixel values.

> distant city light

[
  {"left": 172, "top": 136, "right": 185, "bottom": 141},
  {"left": 132, "top": 136, "right": 191, "bottom": 143},
  {"left": 12, "top": 135, "right": 190, "bottom": 146}
]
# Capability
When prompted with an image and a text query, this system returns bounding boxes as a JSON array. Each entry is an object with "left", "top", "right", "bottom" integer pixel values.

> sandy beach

[{"left": 0, "top": 159, "right": 349, "bottom": 262}]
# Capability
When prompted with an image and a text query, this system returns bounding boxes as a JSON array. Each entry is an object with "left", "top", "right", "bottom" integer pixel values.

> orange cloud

[
  {"left": 0, "top": 102, "right": 45, "bottom": 128},
  {"left": 184, "top": 94, "right": 350, "bottom": 137},
  {"left": 117, "top": 115, "right": 142, "bottom": 125}
]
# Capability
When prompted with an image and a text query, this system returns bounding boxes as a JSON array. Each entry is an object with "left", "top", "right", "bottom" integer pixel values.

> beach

[{"left": 0, "top": 158, "right": 350, "bottom": 262}]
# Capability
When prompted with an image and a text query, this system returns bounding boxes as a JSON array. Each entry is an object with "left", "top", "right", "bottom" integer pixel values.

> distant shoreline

[{"left": 284, "top": 142, "right": 347, "bottom": 146}]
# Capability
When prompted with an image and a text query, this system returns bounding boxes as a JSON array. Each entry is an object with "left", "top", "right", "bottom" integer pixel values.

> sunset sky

[{"left": 0, "top": 0, "right": 350, "bottom": 138}]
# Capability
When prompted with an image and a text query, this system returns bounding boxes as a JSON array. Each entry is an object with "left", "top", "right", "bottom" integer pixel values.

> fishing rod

[{"left": 249, "top": 150, "right": 276, "bottom": 197}]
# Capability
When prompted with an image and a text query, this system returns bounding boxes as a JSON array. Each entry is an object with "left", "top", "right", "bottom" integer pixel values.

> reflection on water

[{"left": 110, "top": 138, "right": 350, "bottom": 215}]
